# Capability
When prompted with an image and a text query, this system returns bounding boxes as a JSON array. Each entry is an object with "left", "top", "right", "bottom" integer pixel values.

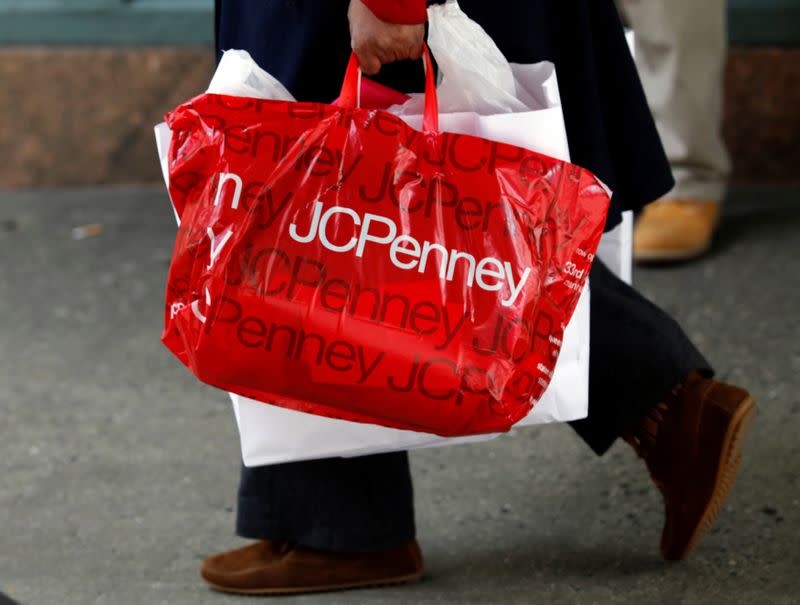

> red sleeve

[{"left": 361, "top": 0, "right": 427, "bottom": 24}]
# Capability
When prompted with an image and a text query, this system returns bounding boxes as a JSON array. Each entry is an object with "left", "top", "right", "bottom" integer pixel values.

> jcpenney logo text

[{"left": 289, "top": 201, "right": 531, "bottom": 307}]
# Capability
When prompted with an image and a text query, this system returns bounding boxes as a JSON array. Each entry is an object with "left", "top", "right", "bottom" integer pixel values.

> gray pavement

[{"left": 0, "top": 186, "right": 798, "bottom": 605}]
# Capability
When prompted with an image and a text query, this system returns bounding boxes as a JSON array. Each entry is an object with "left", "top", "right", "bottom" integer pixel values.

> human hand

[{"left": 348, "top": 0, "right": 425, "bottom": 75}]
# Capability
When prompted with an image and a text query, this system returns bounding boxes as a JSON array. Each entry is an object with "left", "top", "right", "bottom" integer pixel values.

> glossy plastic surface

[{"left": 162, "top": 58, "right": 610, "bottom": 437}]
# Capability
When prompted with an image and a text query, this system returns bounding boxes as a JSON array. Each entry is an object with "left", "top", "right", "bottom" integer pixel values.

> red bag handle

[{"left": 338, "top": 44, "right": 439, "bottom": 133}]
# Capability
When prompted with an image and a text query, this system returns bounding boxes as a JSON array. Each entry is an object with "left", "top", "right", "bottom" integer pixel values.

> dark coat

[{"left": 215, "top": 0, "right": 674, "bottom": 230}]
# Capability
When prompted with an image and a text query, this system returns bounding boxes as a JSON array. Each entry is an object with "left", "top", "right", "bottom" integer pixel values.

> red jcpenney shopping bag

[{"left": 163, "top": 48, "right": 610, "bottom": 437}]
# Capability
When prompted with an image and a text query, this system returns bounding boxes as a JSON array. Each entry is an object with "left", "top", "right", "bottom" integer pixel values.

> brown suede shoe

[
  {"left": 627, "top": 373, "right": 757, "bottom": 560},
  {"left": 200, "top": 539, "right": 423, "bottom": 595}
]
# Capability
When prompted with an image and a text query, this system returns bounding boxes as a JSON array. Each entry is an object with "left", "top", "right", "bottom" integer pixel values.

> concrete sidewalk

[{"left": 0, "top": 186, "right": 798, "bottom": 604}]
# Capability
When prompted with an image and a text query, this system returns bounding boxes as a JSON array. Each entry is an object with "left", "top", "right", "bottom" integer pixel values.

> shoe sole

[
  {"left": 204, "top": 570, "right": 423, "bottom": 596},
  {"left": 634, "top": 242, "right": 712, "bottom": 264},
  {"left": 665, "top": 394, "right": 757, "bottom": 560}
]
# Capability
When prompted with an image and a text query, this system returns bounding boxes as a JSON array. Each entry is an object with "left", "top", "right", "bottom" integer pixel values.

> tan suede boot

[
  {"left": 633, "top": 199, "right": 721, "bottom": 262},
  {"left": 626, "top": 373, "right": 757, "bottom": 560},
  {"left": 200, "top": 539, "right": 423, "bottom": 595}
]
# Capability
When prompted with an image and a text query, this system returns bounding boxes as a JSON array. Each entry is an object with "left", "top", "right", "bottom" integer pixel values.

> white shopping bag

[{"left": 156, "top": 1, "right": 632, "bottom": 465}]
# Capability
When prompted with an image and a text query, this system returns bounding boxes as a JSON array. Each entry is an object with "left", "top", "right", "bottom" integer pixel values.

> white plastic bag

[
  {"left": 207, "top": 49, "right": 293, "bottom": 99},
  {"left": 390, "top": 2, "right": 559, "bottom": 116},
  {"left": 391, "top": 2, "right": 570, "bottom": 179}
]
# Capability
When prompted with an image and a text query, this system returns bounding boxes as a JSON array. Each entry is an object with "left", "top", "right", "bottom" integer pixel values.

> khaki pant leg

[{"left": 617, "top": 0, "right": 730, "bottom": 202}]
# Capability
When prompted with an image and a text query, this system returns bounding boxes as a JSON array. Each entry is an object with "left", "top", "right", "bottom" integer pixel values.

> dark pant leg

[
  {"left": 570, "top": 260, "right": 713, "bottom": 455},
  {"left": 237, "top": 452, "right": 415, "bottom": 552}
]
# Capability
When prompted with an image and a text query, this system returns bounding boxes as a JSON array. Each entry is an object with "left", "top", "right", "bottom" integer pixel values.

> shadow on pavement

[{"left": 0, "top": 592, "right": 19, "bottom": 605}]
